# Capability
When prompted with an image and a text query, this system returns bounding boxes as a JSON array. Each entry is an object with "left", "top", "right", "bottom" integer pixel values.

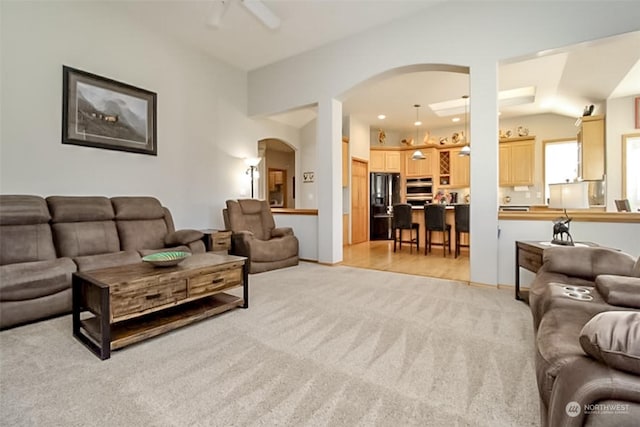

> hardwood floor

[{"left": 341, "top": 240, "right": 470, "bottom": 282}]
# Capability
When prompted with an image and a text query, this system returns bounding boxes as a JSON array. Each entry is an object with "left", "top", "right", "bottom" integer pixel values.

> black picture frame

[{"left": 62, "top": 66, "right": 157, "bottom": 155}]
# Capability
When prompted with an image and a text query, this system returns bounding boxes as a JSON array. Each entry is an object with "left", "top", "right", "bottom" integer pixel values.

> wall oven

[{"left": 405, "top": 176, "right": 433, "bottom": 207}]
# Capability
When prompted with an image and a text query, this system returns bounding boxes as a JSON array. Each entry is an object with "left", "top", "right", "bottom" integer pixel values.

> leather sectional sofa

[
  {"left": 0, "top": 195, "right": 205, "bottom": 329},
  {"left": 529, "top": 246, "right": 640, "bottom": 426}
]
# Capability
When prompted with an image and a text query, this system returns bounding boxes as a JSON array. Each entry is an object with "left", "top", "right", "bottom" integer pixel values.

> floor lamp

[{"left": 245, "top": 157, "right": 261, "bottom": 198}]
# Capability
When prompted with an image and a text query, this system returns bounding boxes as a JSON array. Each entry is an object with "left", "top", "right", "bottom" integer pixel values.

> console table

[
  {"left": 515, "top": 241, "right": 601, "bottom": 302},
  {"left": 72, "top": 253, "right": 247, "bottom": 360}
]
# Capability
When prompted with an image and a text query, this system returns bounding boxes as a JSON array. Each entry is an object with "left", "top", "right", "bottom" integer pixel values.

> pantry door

[{"left": 351, "top": 158, "right": 368, "bottom": 244}]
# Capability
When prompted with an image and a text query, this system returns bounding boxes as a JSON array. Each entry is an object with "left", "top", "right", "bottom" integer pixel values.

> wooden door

[{"left": 351, "top": 158, "right": 368, "bottom": 244}]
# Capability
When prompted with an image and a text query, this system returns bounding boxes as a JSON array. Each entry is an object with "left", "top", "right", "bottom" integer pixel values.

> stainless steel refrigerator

[{"left": 370, "top": 172, "right": 401, "bottom": 240}]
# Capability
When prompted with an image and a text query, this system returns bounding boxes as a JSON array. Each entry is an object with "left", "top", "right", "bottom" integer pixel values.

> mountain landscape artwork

[
  {"left": 62, "top": 66, "right": 157, "bottom": 155},
  {"left": 76, "top": 82, "right": 147, "bottom": 144}
]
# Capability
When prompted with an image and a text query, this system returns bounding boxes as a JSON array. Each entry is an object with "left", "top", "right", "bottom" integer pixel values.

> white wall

[
  {"left": 273, "top": 214, "right": 318, "bottom": 261},
  {"left": 605, "top": 94, "right": 640, "bottom": 211},
  {"left": 0, "top": 1, "right": 300, "bottom": 232},
  {"left": 299, "top": 119, "right": 317, "bottom": 209},
  {"left": 248, "top": 1, "right": 640, "bottom": 284}
]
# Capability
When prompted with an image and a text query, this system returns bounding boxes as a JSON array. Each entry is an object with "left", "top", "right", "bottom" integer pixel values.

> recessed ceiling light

[
  {"left": 452, "top": 117, "right": 460, "bottom": 122},
  {"left": 377, "top": 114, "right": 386, "bottom": 120}
]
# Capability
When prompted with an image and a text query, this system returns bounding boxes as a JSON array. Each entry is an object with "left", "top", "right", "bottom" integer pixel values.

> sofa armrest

[
  {"left": 543, "top": 247, "right": 636, "bottom": 280},
  {"left": 164, "top": 229, "right": 204, "bottom": 246},
  {"left": 271, "top": 227, "right": 293, "bottom": 238},
  {"left": 596, "top": 275, "right": 640, "bottom": 309},
  {"left": 548, "top": 357, "right": 640, "bottom": 427}
]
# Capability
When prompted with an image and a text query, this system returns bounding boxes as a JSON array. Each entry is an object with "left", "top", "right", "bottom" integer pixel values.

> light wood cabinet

[
  {"left": 404, "top": 148, "right": 436, "bottom": 177},
  {"left": 437, "top": 148, "right": 469, "bottom": 188},
  {"left": 370, "top": 149, "right": 401, "bottom": 172},
  {"left": 499, "top": 137, "right": 535, "bottom": 186},
  {"left": 450, "top": 148, "right": 470, "bottom": 187},
  {"left": 579, "top": 114, "right": 605, "bottom": 181}
]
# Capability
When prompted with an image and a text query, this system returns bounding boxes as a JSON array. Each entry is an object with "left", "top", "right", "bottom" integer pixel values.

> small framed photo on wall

[{"left": 635, "top": 97, "right": 640, "bottom": 129}]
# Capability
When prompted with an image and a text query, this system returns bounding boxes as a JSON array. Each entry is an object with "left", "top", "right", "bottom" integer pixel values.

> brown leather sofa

[
  {"left": 529, "top": 246, "right": 640, "bottom": 426},
  {"left": 0, "top": 195, "right": 205, "bottom": 329},
  {"left": 224, "top": 199, "right": 298, "bottom": 273}
]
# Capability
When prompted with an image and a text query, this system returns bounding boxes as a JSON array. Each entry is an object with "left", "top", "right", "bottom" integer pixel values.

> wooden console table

[{"left": 72, "top": 253, "right": 247, "bottom": 360}]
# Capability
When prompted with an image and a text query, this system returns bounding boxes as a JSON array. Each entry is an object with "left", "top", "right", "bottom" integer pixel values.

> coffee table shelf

[{"left": 73, "top": 253, "right": 248, "bottom": 359}]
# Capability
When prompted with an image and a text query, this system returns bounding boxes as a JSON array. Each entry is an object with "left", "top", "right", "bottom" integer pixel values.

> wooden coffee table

[{"left": 72, "top": 253, "right": 248, "bottom": 360}]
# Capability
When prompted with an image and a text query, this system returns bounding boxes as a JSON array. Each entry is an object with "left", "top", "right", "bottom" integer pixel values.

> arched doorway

[{"left": 259, "top": 138, "right": 295, "bottom": 208}]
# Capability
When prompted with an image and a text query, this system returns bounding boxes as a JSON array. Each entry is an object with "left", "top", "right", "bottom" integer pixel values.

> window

[
  {"left": 622, "top": 133, "right": 640, "bottom": 211},
  {"left": 543, "top": 139, "right": 579, "bottom": 204}
]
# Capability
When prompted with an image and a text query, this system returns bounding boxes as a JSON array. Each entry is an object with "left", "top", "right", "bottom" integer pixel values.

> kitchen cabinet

[
  {"left": 450, "top": 148, "right": 469, "bottom": 187},
  {"left": 437, "top": 148, "right": 469, "bottom": 188},
  {"left": 370, "top": 149, "right": 401, "bottom": 172},
  {"left": 578, "top": 114, "right": 605, "bottom": 181},
  {"left": 404, "top": 148, "right": 436, "bottom": 177},
  {"left": 499, "top": 137, "right": 535, "bottom": 186}
]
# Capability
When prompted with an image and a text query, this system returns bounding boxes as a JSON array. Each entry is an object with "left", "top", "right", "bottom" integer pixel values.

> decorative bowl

[{"left": 142, "top": 251, "right": 191, "bottom": 267}]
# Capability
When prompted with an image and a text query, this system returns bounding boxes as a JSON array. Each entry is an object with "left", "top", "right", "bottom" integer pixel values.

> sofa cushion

[
  {"left": 117, "top": 219, "right": 168, "bottom": 251},
  {"left": 226, "top": 199, "right": 275, "bottom": 241},
  {"left": 633, "top": 257, "right": 640, "bottom": 278},
  {"left": 596, "top": 275, "right": 640, "bottom": 309},
  {"left": 543, "top": 247, "right": 636, "bottom": 280},
  {"left": 74, "top": 251, "right": 141, "bottom": 272},
  {"left": 112, "top": 197, "right": 165, "bottom": 220},
  {"left": 47, "top": 196, "right": 114, "bottom": 222},
  {"left": 0, "top": 195, "right": 50, "bottom": 225},
  {"left": 248, "top": 235, "right": 298, "bottom": 263},
  {"left": 0, "top": 258, "right": 76, "bottom": 301},
  {"left": 580, "top": 311, "right": 640, "bottom": 375},
  {"left": 0, "top": 224, "right": 57, "bottom": 266},
  {"left": 52, "top": 222, "right": 120, "bottom": 258}
]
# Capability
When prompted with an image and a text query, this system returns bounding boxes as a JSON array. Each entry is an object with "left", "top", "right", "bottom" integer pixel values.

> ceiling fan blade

[
  {"left": 240, "top": 0, "right": 281, "bottom": 30},
  {"left": 207, "top": 0, "right": 232, "bottom": 28}
]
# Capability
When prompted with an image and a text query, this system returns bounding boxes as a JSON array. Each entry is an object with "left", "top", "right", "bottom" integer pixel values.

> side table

[
  {"left": 515, "top": 240, "right": 601, "bottom": 303},
  {"left": 201, "top": 229, "right": 232, "bottom": 253}
]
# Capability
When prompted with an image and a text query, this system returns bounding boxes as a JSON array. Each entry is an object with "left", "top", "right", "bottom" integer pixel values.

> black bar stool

[
  {"left": 392, "top": 204, "right": 419, "bottom": 253},
  {"left": 424, "top": 203, "right": 451, "bottom": 257},
  {"left": 454, "top": 204, "right": 470, "bottom": 258}
]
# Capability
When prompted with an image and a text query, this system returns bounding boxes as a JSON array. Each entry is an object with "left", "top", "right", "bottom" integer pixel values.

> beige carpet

[{"left": 0, "top": 262, "right": 539, "bottom": 426}]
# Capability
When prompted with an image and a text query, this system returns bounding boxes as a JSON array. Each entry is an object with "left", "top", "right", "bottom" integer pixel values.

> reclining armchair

[{"left": 224, "top": 199, "right": 298, "bottom": 273}]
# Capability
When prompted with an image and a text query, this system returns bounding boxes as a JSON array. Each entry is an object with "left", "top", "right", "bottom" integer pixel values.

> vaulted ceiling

[{"left": 118, "top": 1, "right": 639, "bottom": 131}]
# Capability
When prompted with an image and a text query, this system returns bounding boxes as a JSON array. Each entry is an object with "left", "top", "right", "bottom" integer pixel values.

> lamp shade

[
  {"left": 548, "top": 182, "right": 589, "bottom": 209},
  {"left": 412, "top": 150, "right": 426, "bottom": 160},
  {"left": 244, "top": 157, "right": 262, "bottom": 167}
]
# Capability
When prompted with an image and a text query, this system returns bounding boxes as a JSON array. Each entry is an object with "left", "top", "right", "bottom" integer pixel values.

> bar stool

[
  {"left": 424, "top": 203, "right": 451, "bottom": 257},
  {"left": 454, "top": 204, "right": 470, "bottom": 258},
  {"left": 392, "top": 204, "right": 419, "bottom": 253}
]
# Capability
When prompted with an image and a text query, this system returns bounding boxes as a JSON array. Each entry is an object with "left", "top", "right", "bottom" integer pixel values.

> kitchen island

[{"left": 410, "top": 204, "right": 469, "bottom": 254}]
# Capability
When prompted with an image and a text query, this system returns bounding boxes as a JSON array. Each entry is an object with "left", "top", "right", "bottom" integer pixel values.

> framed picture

[
  {"left": 635, "top": 97, "right": 640, "bottom": 129},
  {"left": 62, "top": 66, "right": 157, "bottom": 155}
]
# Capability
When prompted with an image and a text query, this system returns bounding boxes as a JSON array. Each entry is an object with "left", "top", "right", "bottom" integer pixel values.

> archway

[{"left": 258, "top": 138, "right": 296, "bottom": 208}]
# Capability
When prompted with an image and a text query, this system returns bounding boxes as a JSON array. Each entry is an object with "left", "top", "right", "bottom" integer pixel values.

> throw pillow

[{"left": 579, "top": 311, "right": 640, "bottom": 375}]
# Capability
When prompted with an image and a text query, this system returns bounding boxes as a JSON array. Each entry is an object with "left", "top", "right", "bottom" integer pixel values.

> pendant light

[
  {"left": 459, "top": 95, "right": 471, "bottom": 156},
  {"left": 411, "top": 104, "right": 426, "bottom": 160}
]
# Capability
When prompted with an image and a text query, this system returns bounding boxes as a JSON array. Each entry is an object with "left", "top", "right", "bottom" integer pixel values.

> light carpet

[{"left": 0, "top": 262, "right": 539, "bottom": 426}]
